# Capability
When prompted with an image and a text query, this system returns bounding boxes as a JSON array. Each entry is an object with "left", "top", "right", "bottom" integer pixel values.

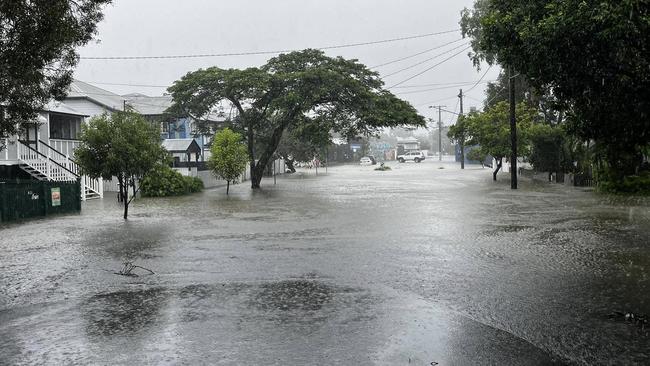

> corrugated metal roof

[
  {"left": 124, "top": 94, "right": 173, "bottom": 115},
  {"left": 123, "top": 94, "right": 225, "bottom": 122},
  {"left": 67, "top": 80, "right": 126, "bottom": 110},
  {"left": 162, "top": 138, "right": 199, "bottom": 152},
  {"left": 43, "top": 101, "right": 88, "bottom": 116}
]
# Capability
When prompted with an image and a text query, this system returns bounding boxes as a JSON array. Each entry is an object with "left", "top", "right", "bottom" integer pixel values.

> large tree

[
  {"left": 461, "top": 0, "right": 650, "bottom": 178},
  {"left": 0, "top": 0, "right": 111, "bottom": 141},
  {"left": 75, "top": 111, "right": 166, "bottom": 219},
  {"left": 168, "top": 49, "right": 425, "bottom": 188}
]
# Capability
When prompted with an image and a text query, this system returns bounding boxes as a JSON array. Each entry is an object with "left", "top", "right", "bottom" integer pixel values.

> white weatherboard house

[
  {"left": 0, "top": 80, "right": 131, "bottom": 200},
  {"left": 1, "top": 80, "right": 229, "bottom": 199},
  {"left": 0, "top": 100, "right": 103, "bottom": 200}
]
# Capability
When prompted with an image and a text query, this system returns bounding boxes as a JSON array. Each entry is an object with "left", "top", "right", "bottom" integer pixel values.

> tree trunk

[
  {"left": 117, "top": 174, "right": 129, "bottom": 220},
  {"left": 493, "top": 158, "right": 502, "bottom": 181},
  {"left": 226, "top": 181, "right": 230, "bottom": 195},
  {"left": 251, "top": 164, "right": 264, "bottom": 189},
  {"left": 284, "top": 157, "right": 296, "bottom": 173},
  {"left": 131, "top": 176, "right": 137, "bottom": 198}
]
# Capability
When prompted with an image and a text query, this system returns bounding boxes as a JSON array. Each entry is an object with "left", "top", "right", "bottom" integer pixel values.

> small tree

[
  {"left": 463, "top": 101, "right": 537, "bottom": 181},
  {"left": 75, "top": 111, "right": 165, "bottom": 219},
  {"left": 209, "top": 128, "right": 248, "bottom": 195}
]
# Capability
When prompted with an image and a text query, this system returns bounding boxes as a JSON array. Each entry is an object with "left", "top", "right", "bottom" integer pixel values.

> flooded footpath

[{"left": 1, "top": 161, "right": 648, "bottom": 365}]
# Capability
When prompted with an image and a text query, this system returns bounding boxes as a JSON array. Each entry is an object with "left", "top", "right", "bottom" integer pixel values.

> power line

[
  {"left": 394, "top": 83, "right": 482, "bottom": 96},
  {"left": 381, "top": 42, "right": 470, "bottom": 79},
  {"left": 387, "top": 46, "right": 472, "bottom": 89},
  {"left": 370, "top": 38, "right": 464, "bottom": 68},
  {"left": 80, "top": 29, "right": 461, "bottom": 60},
  {"left": 392, "top": 80, "right": 493, "bottom": 89},
  {"left": 417, "top": 94, "right": 459, "bottom": 107},
  {"left": 463, "top": 95, "right": 483, "bottom": 103},
  {"left": 448, "top": 98, "right": 460, "bottom": 124},
  {"left": 464, "top": 65, "right": 493, "bottom": 93},
  {"left": 81, "top": 79, "right": 494, "bottom": 91}
]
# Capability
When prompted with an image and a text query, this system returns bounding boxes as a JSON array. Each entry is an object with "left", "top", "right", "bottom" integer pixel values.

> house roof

[
  {"left": 162, "top": 138, "right": 201, "bottom": 153},
  {"left": 396, "top": 137, "right": 419, "bottom": 144},
  {"left": 67, "top": 80, "right": 126, "bottom": 110},
  {"left": 123, "top": 93, "right": 225, "bottom": 122},
  {"left": 43, "top": 101, "right": 88, "bottom": 116},
  {"left": 124, "top": 94, "right": 173, "bottom": 116}
]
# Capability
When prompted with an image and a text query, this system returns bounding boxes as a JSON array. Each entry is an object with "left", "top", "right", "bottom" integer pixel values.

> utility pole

[
  {"left": 509, "top": 68, "right": 518, "bottom": 189},
  {"left": 429, "top": 105, "right": 446, "bottom": 161},
  {"left": 458, "top": 89, "right": 465, "bottom": 169}
]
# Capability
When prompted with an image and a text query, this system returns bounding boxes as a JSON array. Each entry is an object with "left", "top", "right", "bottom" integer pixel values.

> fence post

[{"left": 80, "top": 176, "right": 86, "bottom": 201}]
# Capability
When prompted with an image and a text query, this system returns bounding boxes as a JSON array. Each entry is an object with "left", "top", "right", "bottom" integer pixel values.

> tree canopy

[
  {"left": 75, "top": 110, "right": 165, "bottom": 219},
  {"left": 209, "top": 128, "right": 249, "bottom": 195},
  {"left": 460, "top": 101, "right": 538, "bottom": 180},
  {"left": 461, "top": 0, "right": 650, "bottom": 176},
  {"left": 168, "top": 49, "right": 425, "bottom": 188},
  {"left": 0, "top": 0, "right": 111, "bottom": 141}
]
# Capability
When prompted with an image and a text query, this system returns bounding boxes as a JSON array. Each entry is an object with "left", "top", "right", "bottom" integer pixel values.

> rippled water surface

[{"left": 1, "top": 160, "right": 648, "bottom": 365}]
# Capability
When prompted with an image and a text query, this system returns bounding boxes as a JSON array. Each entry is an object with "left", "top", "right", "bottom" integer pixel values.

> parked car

[
  {"left": 366, "top": 155, "right": 377, "bottom": 165},
  {"left": 360, "top": 156, "right": 373, "bottom": 165},
  {"left": 397, "top": 151, "right": 425, "bottom": 163}
]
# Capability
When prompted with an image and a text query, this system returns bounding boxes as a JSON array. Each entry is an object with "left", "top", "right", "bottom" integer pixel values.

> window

[{"left": 49, "top": 113, "right": 82, "bottom": 140}]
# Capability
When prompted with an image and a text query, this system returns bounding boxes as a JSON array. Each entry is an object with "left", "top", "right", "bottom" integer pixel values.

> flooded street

[{"left": 1, "top": 161, "right": 649, "bottom": 365}]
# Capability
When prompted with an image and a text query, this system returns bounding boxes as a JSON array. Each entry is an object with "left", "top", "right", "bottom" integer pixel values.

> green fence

[{"left": 0, "top": 179, "right": 81, "bottom": 222}]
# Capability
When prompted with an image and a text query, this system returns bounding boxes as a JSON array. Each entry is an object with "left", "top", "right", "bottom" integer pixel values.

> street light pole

[{"left": 429, "top": 105, "right": 446, "bottom": 161}]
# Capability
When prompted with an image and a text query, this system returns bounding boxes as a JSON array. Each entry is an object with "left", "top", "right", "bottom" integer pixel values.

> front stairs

[{"left": 17, "top": 140, "right": 103, "bottom": 200}]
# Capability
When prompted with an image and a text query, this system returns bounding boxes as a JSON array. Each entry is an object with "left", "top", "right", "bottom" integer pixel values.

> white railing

[
  {"left": 49, "top": 139, "right": 80, "bottom": 158},
  {"left": 84, "top": 175, "right": 103, "bottom": 197},
  {"left": 37, "top": 140, "right": 80, "bottom": 175},
  {"left": 17, "top": 142, "right": 77, "bottom": 182},
  {"left": 17, "top": 141, "right": 103, "bottom": 200}
]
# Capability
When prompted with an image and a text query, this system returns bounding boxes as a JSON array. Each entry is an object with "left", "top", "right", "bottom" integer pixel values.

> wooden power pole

[
  {"left": 458, "top": 89, "right": 465, "bottom": 169},
  {"left": 509, "top": 68, "right": 518, "bottom": 189}
]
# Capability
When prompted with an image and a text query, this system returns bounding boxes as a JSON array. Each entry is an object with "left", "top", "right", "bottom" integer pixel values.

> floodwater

[{"left": 1, "top": 160, "right": 648, "bottom": 365}]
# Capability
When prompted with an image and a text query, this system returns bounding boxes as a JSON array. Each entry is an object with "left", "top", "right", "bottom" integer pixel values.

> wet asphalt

[{"left": 1, "top": 159, "right": 649, "bottom": 365}]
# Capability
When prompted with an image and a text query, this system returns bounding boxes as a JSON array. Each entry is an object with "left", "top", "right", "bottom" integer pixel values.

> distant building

[{"left": 396, "top": 137, "right": 420, "bottom": 155}]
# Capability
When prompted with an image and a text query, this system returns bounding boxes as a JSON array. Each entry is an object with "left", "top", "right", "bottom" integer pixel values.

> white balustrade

[{"left": 18, "top": 141, "right": 103, "bottom": 199}]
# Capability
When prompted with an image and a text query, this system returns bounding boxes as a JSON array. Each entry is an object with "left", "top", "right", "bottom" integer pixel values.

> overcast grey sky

[{"left": 74, "top": 0, "right": 499, "bottom": 124}]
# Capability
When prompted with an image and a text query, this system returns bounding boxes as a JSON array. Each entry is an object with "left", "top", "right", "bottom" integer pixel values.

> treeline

[{"left": 457, "top": 0, "right": 649, "bottom": 194}]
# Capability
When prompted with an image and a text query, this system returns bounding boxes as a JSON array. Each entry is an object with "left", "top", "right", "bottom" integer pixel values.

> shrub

[
  {"left": 184, "top": 176, "right": 204, "bottom": 193},
  {"left": 141, "top": 165, "right": 204, "bottom": 197},
  {"left": 598, "top": 171, "right": 650, "bottom": 195}
]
